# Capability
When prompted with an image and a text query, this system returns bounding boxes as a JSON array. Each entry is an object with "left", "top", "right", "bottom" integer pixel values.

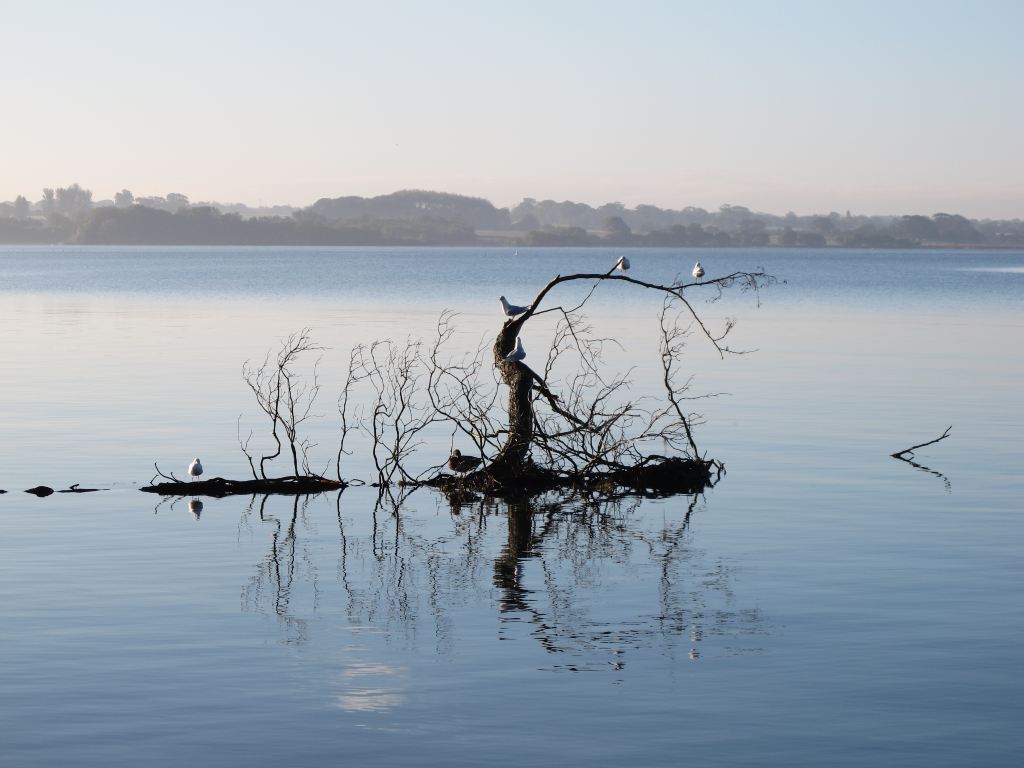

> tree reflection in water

[{"left": 238, "top": 489, "right": 766, "bottom": 667}]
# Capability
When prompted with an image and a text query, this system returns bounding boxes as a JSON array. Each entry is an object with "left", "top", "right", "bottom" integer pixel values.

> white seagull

[
  {"left": 692, "top": 261, "right": 705, "bottom": 279},
  {"left": 499, "top": 295, "right": 530, "bottom": 317},
  {"left": 188, "top": 458, "right": 204, "bottom": 482},
  {"left": 614, "top": 255, "right": 630, "bottom": 272},
  {"left": 504, "top": 336, "right": 526, "bottom": 363}
]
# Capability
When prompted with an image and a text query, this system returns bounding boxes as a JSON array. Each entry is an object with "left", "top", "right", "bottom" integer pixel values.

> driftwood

[
  {"left": 59, "top": 483, "right": 107, "bottom": 493},
  {"left": 891, "top": 426, "right": 952, "bottom": 459},
  {"left": 425, "top": 455, "right": 721, "bottom": 496},
  {"left": 25, "top": 486, "right": 54, "bottom": 497},
  {"left": 141, "top": 475, "right": 346, "bottom": 498},
  {"left": 144, "top": 461, "right": 345, "bottom": 497},
  {"left": 891, "top": 426, "right": 953, "bottom": 492}
]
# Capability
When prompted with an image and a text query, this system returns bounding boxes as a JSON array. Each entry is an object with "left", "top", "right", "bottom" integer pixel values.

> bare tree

[
  {"left": 335, "top": 346, "right": 364, "bottom": 482},
  {"left": 177, "top": 264, "right": 770, "bottom": 499},
  {"left": 483, "top": 265, "right": 772, "bottom": 483},
  {"left": 336, "top": 264, "right": 770, "bottom": 492},
  {"left": 241, "top": 328, "right": 324, "bottom": 479},
  {"left": 353, "top": 338, "right": 446, "bottom": 487}
]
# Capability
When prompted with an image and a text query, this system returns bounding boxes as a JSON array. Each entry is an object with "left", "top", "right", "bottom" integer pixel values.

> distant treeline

[{"left": 1, "top": 185, "right": 1022, "bottom": 247}]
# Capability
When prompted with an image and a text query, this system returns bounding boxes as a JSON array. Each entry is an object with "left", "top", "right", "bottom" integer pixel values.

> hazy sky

[{"left": 2, "top": 0, "right": 1022, "bottom": 217}]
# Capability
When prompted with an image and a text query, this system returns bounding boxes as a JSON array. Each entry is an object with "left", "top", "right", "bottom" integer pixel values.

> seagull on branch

[
  {"left": 614, "top": 255, "right": 630, "bottom": 272},
  {"left": 692, "top": 261, "right": 705, "bottom": 279},
  {"left": 499, "top": 295, "right": 530, "bottom": 317},
  {"left": 504, "top": 336, "right": 526, "bottom": 363},
  {"left": 188, "top": 458, "right": 203, "bottom": 482},
  {"left": 447, "top": 449, "right": 483, "bottom": 476}
]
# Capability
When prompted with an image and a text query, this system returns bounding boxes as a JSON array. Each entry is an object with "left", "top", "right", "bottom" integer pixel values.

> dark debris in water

[
  {"left": 21, "top": 483, "right": 108, "bottom": 497},
  {"left": 427, "top": 456, "right": 719, "bottom": 499}
]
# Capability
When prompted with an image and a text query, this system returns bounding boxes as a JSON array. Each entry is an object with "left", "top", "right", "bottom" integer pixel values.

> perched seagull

[
  {"left": 188, "top": 458, "right": 203, "bottom": 482},
  {"left": 447, "top": 449, "right": 483, "bottom": 476},
  {"left": 692, "top": 261, "right": 705, "bottom": 279},
  {"left": 614, "top": 255, "right": 630, "bottom": 272},
  {"left": 504, "top": 336, "right": 526, "bottom": 363},
  {"left": 499, "top": 295, "right": 530, "bottom": 317}
]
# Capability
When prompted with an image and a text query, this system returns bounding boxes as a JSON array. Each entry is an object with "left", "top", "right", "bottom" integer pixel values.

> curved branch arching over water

[{"left": 480, "top": 265, "right": 773, "bottom": 487}]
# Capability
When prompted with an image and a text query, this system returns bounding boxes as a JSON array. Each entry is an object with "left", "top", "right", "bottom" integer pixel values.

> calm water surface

[{"left": 1, "top": 247, "right": 1021, "bottom": 766}]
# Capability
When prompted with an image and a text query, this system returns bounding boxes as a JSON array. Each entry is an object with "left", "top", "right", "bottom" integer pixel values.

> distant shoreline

[
  {"left": 3, "top": 190, "right": 1022, "bottom": 249},
  {"left": 1, "top": 240, "right": 1021, "bottom": 251}
]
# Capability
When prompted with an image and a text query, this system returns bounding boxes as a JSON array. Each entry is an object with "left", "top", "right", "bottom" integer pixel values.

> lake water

[{"left": 1, "top": 246, "right": 1022, "bottom": 766}]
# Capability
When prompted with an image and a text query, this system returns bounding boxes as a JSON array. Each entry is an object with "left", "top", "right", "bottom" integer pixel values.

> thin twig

[{"left": 891, "top": 426, "right": 952, "bottom": 459}]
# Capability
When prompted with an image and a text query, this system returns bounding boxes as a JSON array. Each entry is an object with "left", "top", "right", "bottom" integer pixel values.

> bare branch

[{"left": 891, "top": 426, "right": 952, "bottom": 459}]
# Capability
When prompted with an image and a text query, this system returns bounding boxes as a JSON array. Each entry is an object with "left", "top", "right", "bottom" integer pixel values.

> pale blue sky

[{"left": 2, "top": 0, "right": 1021, "bottom": 216}]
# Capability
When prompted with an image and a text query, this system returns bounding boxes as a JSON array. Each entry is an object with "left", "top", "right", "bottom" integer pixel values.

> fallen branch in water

[
  {"left": 421, "top": 455, "right": 721, "bottom": 497},
  {"left": 141, "top": 474, "right": 346, "bottom": 498},
  {"left": 891, "top": 426, "right": 952, "bottom": 459},
  {"left": 59, "top": 483, "right": 107, "bottom": 493},
  {"left": 891, "top": 426, "right": 953, "bottom": 492}
]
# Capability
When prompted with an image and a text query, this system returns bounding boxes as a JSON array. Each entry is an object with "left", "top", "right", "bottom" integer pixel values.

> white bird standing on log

[
  {"left": 692, "top": 261, "right": 705, "bottom": 279},
  {"left": 504, "top": 336, "right": 526, "bottom": 363},
  {"left": 614, "top": 255, "right": 630, "bottom": 272},
  {"left": 499, "top": 295, "right": 530, "bottom": 317},
  {"left": 188, "top": 458, "right": 203, "bottom": 482}
]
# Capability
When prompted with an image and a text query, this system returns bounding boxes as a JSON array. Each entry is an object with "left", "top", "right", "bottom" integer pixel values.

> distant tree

[
  {"left": 55, "top": 183, "right": 93, "bottom": 220},
  {"left": 893, "top": 215, "right": 938, "bottom": 242},
  {"left": 40, "top": 188, "right": 56, "bottom": 216},
  {"left": 630, "top": 204, "right": 673, "bottom": 233},
  {"left": 596, "top": 202, "right": 627, "bottom": 219},
  {"left": 114, "top": 189, "right": 134, "bottom": 208},
  {"left": 13, "top": 195, "right": 29, "bottom": 219},
  {"left": 808, "top": 215, "right": 835, "bottom": 235},
  {"left": 310, "top": 190, "right": 508, "bottom": 229},
  {"left": 135, "top": 196, "right": 167, "bottom": 210},
  {"left": 512, "top": 212, "right": 540, "bottom": 230},
  {"left": 166, "top": 192, "right": 190, "bottom": 211},
  {"left": 932, "top": 213, "right": 983, "bottom": 244},
  {"left": 509, "top": 198, "right": 538, "bottom": 223},
  {"left": 601, "top": 215, "right": 632, "bottom": 242}
]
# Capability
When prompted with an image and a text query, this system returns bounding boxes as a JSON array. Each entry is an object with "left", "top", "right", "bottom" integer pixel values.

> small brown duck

[{"left": 447, "top": 449, "right": 482, "bottom": 476}]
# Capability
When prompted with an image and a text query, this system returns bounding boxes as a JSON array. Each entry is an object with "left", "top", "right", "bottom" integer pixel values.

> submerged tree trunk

[{"left": 490, "top": 318, "right": 534, "bottom": 475}]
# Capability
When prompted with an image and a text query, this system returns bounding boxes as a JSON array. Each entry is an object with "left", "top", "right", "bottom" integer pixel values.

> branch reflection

[{"left": 238, "top": 488, "right": 766, "bottom": 670}]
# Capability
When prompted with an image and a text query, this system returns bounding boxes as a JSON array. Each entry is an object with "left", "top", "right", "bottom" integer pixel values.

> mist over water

[{"left": 1, "top": 246, "right": 1021, "bottom": 766}]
